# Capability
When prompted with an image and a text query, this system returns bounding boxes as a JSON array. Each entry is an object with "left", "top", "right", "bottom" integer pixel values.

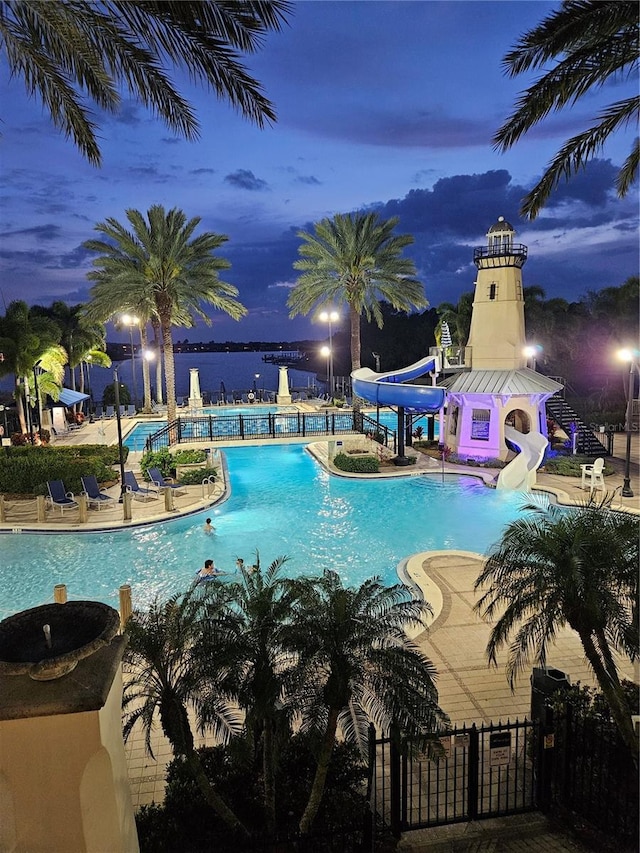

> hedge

[
  {"left": 0, "top": 447, "right": 120, "bottom": 496},
  {"left": 333, "top": 452, "right": 379, "bottom": 474}
]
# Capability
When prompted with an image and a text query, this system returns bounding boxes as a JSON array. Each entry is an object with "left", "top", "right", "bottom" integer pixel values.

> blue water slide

[{"left": 351, "top": 356, "right": 446, "bottom": 413}]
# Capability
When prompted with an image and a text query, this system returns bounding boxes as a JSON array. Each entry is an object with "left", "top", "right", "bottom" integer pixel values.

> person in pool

[
  {"left": 197, "top": 559, "right": 224, "bottom": 580},
  {"left": 203, "top": 518, "right": 215, "bottom": 535}
]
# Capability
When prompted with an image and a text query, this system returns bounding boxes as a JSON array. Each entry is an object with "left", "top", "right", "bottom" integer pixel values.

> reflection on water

[{"left": 1, "top": 444, "right": 524, "bottom": 618}]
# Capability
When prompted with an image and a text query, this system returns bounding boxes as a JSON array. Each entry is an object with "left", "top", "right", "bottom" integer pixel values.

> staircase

[{"left": 546, "top": 395, "right": 609, "bottom": 457}]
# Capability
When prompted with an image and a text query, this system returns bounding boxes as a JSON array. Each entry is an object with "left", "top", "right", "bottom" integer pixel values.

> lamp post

[
  {"left": 142, "top": 349, "right": 155, "bottom": 411},
  {"left": 121, "top": 314, "right": 139, "bottom": 410},
  {"left": 113, "top": 367, "right": 127, "bottom": 503},
  {"left": 618, "top": 349, "right": 638, "bottom": 498},
  {"left": 320, "top": 345, "right": 331, "bottom": 394},
  {"left": 319, "top": 310, "right": 339, "bottom": 396}
]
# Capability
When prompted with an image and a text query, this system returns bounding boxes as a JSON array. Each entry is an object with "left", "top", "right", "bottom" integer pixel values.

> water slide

[
  {"left": 496, "top": 425, "right": 548, "bottom": 491},
  {"left": 351, "top": 356, "right": 446, "bottom": 413}
]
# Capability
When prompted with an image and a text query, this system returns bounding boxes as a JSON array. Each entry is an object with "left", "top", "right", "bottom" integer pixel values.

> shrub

[
  {"left": 135, "top": 734, "right": 369, "bottom": 853},
  {"left": 543, "top": 454, "right": 611, "bottom": 477},
  {"left": 333, "top": 452, "right": 379, "bottom": 474},
  {"left": 178, "top": 465, "right": 218, "bottom": 485},
  {"left": 0, "top": 448, "right": 116, "bottom": 495},
  {"left": 140, "top": 448, "right": 174, "bottom": 480},
  {"left": 173, "top": 449, "right": 207, "bottom": 465}
]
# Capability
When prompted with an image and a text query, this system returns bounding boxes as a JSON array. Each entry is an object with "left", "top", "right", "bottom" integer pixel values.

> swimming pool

[
  {"left": 1, "top": 444, "right": 523, "bottom": 619},
  {"left": 122, "top": 407, "right": 438, "bottom": 450}
]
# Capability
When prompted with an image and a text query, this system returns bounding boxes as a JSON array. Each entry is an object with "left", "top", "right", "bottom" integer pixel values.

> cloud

[
  {"left": 190, "top": 168, "right": 216, "bottom": 175},
  {"left": 224, "top": 169, "right": 269, "bottom": 191},
  {"left": 0, "top": 224, "right": 61, "bottom": 241},
  {"left": 294, "top": 175, "right": 321, "bottom": 186}
]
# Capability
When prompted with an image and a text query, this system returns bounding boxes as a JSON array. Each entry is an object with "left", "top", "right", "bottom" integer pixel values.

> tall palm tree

[
  {"left": 474, "top": 496, "right": 639, "bottom": 759},
  {"left": 33, "top": 301, "right": 106, "bottom": 392},
  {"left": 291, "top": 571, "right": 446, "bottom": 835},
  {"left": 288, "top": 212, "right": 427, "bottom": 404},
  {"left": 494, "top": 0, "right": 639, "bottom": 219},
  {"left": 84, "top": 205, "right": 247, "bottom": 423},
  {"left": 199, "top": 555, "right": 302, "bottom": 835},
  {"left": 122, "top": 589, "right": 249, "bottom": 838},
  {"left": 0, "top": 0, "right": 292, "bottom": 166}
]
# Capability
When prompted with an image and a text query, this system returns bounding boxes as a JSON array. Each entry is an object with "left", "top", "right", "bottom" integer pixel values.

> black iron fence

[
  {"left": 538, "top": 704, "right": 638, "bottom": 847},
  {"left": 372, "top": 719, "right": 536, "bottom": 836},
  {"left": 144, "top": 410, "right": 397, "bottom": 453}
]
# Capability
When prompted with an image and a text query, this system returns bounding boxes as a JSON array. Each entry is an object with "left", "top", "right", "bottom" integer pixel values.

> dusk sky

[{"left": 1, "top": 1, "right": 637, "bottom": 344}]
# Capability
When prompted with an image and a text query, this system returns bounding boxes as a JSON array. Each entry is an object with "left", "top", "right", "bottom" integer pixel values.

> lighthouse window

[
  {"left": 488, "top": 282, "right": 497, "bottom": 300},
  {"left": 471, "top": 408, "right": 491, "bottom": 440}
]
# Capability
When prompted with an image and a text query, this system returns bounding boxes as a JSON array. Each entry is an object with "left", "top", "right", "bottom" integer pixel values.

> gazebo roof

[{"left": 441, "top": 369, "right": 563, "bottom": 396}]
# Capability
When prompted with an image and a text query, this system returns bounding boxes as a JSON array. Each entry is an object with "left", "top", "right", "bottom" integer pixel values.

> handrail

[{"left": 144, "top": 410, "right": 392, "bottom": 453}]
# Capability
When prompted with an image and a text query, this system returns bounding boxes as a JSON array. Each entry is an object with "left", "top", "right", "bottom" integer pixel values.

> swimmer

[{"left": 203, "top": 518, "right": 215, "bottom": 535}]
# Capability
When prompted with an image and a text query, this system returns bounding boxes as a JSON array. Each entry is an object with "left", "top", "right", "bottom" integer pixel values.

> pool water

[
  {"left": 123, "top": 408, "right": 438, "bottom": 450},
  {"left": 1, "top": 444, "right": 524, "bottom": 619}
]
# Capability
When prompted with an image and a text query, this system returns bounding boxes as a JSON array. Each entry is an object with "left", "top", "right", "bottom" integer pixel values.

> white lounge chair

[{"left": 580, "top": 457, "right": 605, "bottom": 493}]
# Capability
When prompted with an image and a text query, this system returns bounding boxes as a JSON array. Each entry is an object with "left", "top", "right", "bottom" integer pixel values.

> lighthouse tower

[
  {"left": 466, "top": 216, "right": 527, "bottom": 370},
  {"left": 441, "top": 216, "right": 563, "bottom": 489}
]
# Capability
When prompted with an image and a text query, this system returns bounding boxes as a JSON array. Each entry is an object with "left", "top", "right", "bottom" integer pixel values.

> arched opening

[{"left": 504, "top": 408, "right": 530, "bottom": 434}]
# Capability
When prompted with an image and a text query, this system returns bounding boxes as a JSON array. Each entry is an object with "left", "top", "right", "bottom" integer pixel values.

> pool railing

[{"left": 144, "top": 410, "right": 397, "bottom": 452}]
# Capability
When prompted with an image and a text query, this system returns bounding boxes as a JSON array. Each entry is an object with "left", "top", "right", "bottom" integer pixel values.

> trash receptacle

[{"left": 530, "top": 667, "right": 571, "bottom": 721}]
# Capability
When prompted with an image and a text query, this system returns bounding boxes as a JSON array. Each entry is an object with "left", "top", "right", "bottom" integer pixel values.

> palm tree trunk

[
  {"left": 15, "top": 379, "right": 27, "bottom": 434},
  {"left": 263, "top": 721, "right": 276, "bottom": 835},
  {"left": 349, "top": 303, "right": 363, "bottom": 413},
  {"left": 140, "top": 326, "right": 152, "bottom": 412},
  {"left": 299, "top": 706, "right": 340, "bottom": 835},
  {"left": 152, "top": 321, "right": 163, "bottom": 404},
  {"left": 184, "top": 749, "right": 251, "bottom": 839},
  {"left": 161, "top": 318, "right": 177, "bottom": 424},
  {"left": 579, "top": 630, "right": 638, "bottom": 760}
]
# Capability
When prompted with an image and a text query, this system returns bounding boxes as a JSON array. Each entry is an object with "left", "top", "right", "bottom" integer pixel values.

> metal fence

[
  {"left": 539, "top": 704, "right": 638, "bottom": 847},
  {"left": 372, "top": 719, "right": 536, "bottom": 835},
  {"left": 144, "top": 410, "right": 397, "bottom": 452}
]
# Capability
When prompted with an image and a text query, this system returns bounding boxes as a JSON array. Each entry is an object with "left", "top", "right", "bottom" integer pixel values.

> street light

[
  {"left": 121, "top": 314, "right": 139, "bottom": 410},
  {"left": 617, "top": 348, "right": 639, "bottom": 498},
  {"left": 113, "top": 367, "right": 127, "bottom": 503},
  {"left": 523, "top": 344, "right": 542, "bottom": 371},
  {"left": 142, "top": 349, "right": 156, "bottom": 411},
  {"left": 319, "top": 310, "right": 339, "bottom": 396},
  {"left": 320, "top": 345, "right": 331, "bottom": 393}
]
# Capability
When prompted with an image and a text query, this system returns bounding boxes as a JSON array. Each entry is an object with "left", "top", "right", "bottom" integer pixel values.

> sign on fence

[{"left": 489, "top": 731, "right": 511, "bottom": 767}]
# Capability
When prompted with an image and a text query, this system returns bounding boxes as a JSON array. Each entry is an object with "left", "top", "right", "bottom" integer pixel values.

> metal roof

[{"left": 441, "top": 369, "right": 563, "bottom": 396}]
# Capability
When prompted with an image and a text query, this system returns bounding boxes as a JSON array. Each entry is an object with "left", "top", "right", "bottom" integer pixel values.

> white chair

[{"left": 580, "top": 457, "right": 605, "bottom": 492}]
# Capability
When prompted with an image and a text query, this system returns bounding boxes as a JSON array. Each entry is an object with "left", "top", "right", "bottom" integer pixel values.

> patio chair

[
  {"left": 124, "top": 471, "right": 159, "bottom": 501},
  {"left": 104, "top": 405, "right": 115, "bottom": 419},
  {"left": 147, "top": 467, "right": 186, "bottom": 494},
  {"left": 580, "top": 457, "right": 605, "bottom": 493},
  {"left": 46, "top": 480, "right": 79, "bottom": 514},
  {"left": 125, "top": 405, "right": 136, "bottom": 417},
  {"left": 81, "top": 475, "right": 116, "bottom": 510}
]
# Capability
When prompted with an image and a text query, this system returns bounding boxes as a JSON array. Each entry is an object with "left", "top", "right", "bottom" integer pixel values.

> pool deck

[{"left": 1, "top": 421, "right": 637, "bottom": 808}]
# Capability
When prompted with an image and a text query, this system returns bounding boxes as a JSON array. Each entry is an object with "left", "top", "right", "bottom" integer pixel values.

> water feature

[{"left": 1, "top": 443, "right": 523, "bottom": 619}]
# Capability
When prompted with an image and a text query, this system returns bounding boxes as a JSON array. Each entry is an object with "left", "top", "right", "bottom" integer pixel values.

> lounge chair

[
  {"left": 46, "top": 480, "right": 79, "bottom": 514},
  {"left": 81, "top": 475, "right": 116, "bottom": 510},
  {"left": 147, "top": 467, "right": 186, "bottom": 494},
  {"left": 125, "top": 404, "right": 136, "bottom": 417},
  {"left": 124, "top": 471, "right": 159, "bottom": 501},
  {"left": 580, "top": 457, "right": 605, "bottom": 493},
  {"left": 104, "top": 405, "right": 115, "bottom": 419}
]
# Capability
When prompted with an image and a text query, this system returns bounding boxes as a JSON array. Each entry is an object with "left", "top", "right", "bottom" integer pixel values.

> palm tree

[
  {"left": 288, "top": 212, "right": 427, "bottom": 405},
  {"left": 474, "top": 495, "right": 639, "bottom": 759},
  {"left": 123, "top": 589, "right": 249, "bottom": 838},
  {"left": 84, "top": 205, "right": 247, "bottom": 423},
  {"left": 199, "top": 555, "right": 302, "bottom": 835},
  {"left": 494, "top": 0, "right": 639, "bottom": 219},
  {"left": 0, "top": 301, "right": 66, "bottom": 433},
  {"left": 291, "top": 571, "right": 446, "bottom": 835},
  {"left": 0, "top": 1, "right": 292, "bottom": 166}
]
